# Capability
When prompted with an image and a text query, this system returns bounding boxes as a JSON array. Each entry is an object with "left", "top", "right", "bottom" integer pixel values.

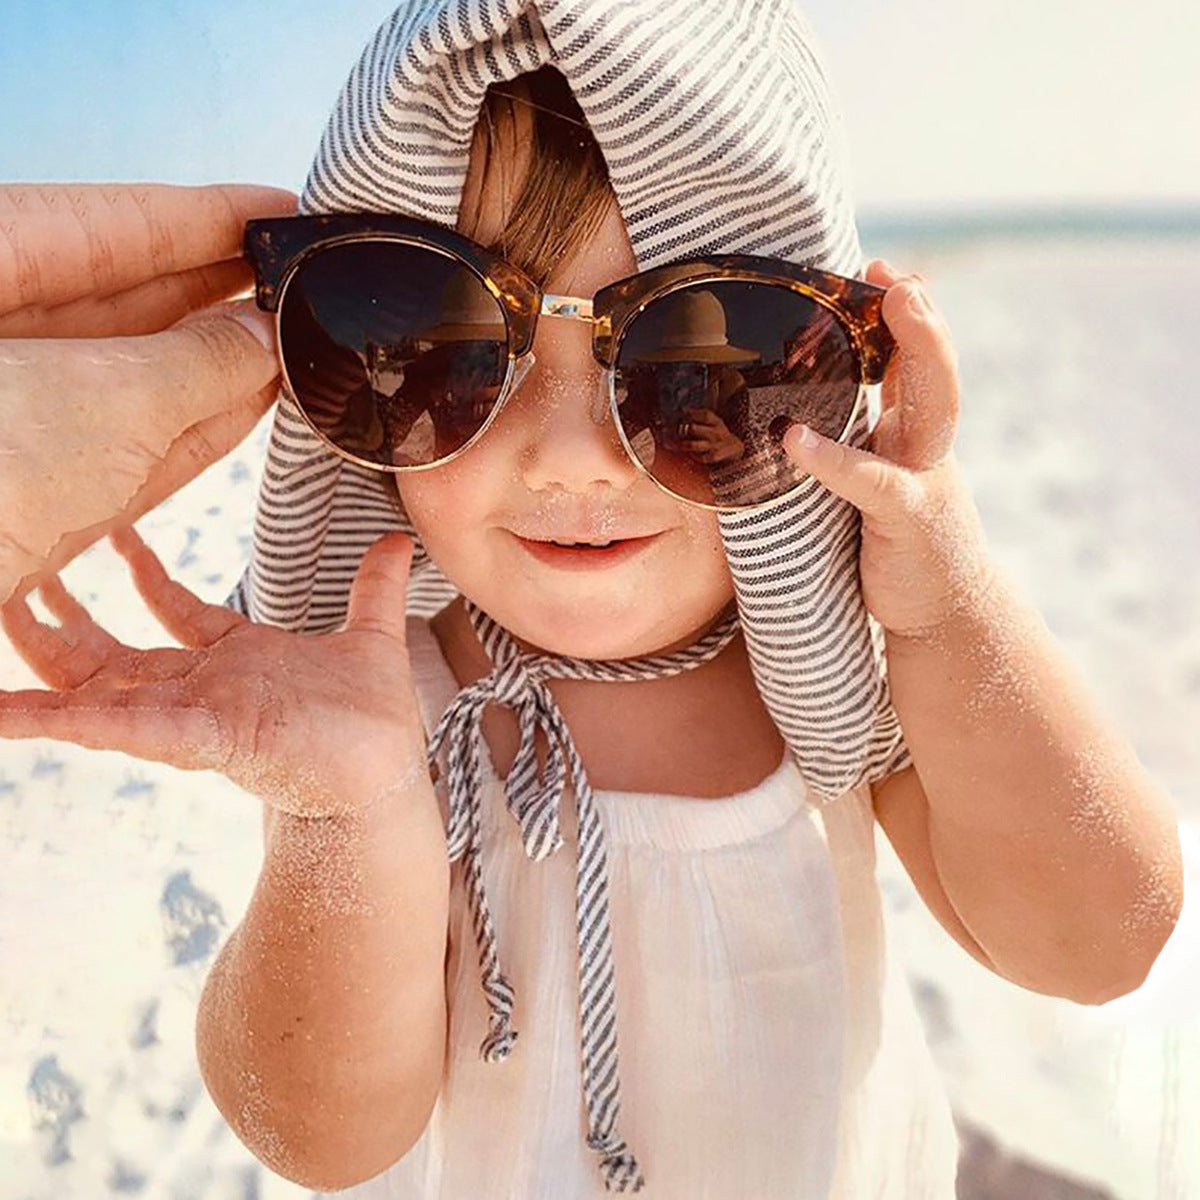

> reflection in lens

[
  {"left": 279, "top": 241, "right": 508, "bottom": 467},
  {"left": 614, "top": 281, "right": 860, "bottom": 507}
]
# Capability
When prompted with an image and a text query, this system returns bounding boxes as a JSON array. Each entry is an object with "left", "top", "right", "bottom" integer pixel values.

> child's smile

[{"left": 511, "top": 531, "right": 662, "bottom": 570}]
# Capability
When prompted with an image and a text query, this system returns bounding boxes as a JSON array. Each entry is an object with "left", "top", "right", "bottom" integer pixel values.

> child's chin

[{"left": 502, "top": 600, "right": 714, "bottom": 662}]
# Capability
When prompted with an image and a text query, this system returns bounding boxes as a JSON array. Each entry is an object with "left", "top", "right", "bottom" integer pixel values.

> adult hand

[
  {"left": 0, "top": 529, "right": 432, "bottom": 823},
  {"left": 678, "top": 406, "right": 744, "bottom": 464},
  {"left": 780, "top": 260, "right": 995, "bottom": 642},
  {"left": 0, "top": 183, "right": 296, "bottom": 606}
]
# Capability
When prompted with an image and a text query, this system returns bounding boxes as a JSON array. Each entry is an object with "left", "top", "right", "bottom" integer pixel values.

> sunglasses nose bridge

[
  {"left": 505, "top": 342, "right": 615, "bottom": 428},
  {"left": 540, "top": 293, "right": 594, "bottom": 321},
  {"left": 536, "top": 291, "right": 614, "bottom": 375}
]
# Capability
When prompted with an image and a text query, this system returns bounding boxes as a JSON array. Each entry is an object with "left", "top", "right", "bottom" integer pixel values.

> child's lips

[{"left": 512, "top": 533, "right": 662, "bottom": 571}]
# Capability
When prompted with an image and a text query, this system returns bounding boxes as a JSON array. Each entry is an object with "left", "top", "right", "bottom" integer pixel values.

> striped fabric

[
  {"left": 224, "top": 0, "right": 911, "bottom": 795},
  {"left": 221, "top": 0, "right": 913, "bottom": 1189},
  {"left": 423, "top": 597, "right": 742, "bottom": 1190}
]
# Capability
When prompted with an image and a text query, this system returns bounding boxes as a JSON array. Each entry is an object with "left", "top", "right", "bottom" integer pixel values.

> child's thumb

[{"left": 343, "top": 532, "right": 414, "bottom": 641}]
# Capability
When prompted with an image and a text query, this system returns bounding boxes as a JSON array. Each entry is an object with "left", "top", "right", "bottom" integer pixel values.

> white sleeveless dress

[{"left": 318, "top": 617, "right": 960, "bottom": 1199}]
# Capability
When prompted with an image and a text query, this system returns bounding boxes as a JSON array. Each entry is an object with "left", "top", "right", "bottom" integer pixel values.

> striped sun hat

[
  {"left": 223, "top": 0, "right": 911, "bottom": 1188},
  {"left": 225, "top": 0, "right": 909, "bottom": 795}
]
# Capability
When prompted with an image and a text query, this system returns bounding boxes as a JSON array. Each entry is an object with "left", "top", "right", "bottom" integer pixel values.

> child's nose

[{"left": 508, "top": 317, "right": 642, "bottom": 495}]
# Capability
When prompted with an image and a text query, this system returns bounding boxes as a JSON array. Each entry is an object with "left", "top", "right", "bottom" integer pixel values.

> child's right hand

[{"left": 0, "top": 528, "right": 430, "bottom": 822}]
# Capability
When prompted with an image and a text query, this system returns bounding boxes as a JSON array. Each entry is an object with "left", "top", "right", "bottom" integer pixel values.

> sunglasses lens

[
  {"left": 613, "top": 280, "right": 860, "bottom": 507},
  {"left": 279, "top": 241, "right": 509, "bottom": 467}
]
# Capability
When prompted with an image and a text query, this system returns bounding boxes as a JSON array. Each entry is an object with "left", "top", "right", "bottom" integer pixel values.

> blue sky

[
  {"left": 0, "top": 0, "right": 394, "bottom": 188},
  {"left": 2, "top": 0, "right": 1197, "bottom": 216}
]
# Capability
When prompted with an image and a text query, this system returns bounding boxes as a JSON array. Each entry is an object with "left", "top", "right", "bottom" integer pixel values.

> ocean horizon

[{"left": 860, "top": 201, "right": 1200, "bottom": 246}]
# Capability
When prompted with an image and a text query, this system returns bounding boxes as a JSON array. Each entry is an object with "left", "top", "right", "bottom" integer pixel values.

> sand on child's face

[{"left": 395, "top": 93, "right": 736, "bottom": 661}]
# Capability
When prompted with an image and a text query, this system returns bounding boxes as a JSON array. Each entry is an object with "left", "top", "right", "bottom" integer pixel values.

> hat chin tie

[{"left": 423, "top": 598, "right": 741, "bottom": 1192}]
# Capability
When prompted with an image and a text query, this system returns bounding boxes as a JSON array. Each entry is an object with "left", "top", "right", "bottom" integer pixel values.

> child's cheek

[
  {"left": 393, "top": 472, "right": 465, "bottom": 566},
  {"left": 664, "top": 507, "right": 735, "bottom": 597},
  {"left": 394, "top": 473, "right": 433, "bottom": 532}
]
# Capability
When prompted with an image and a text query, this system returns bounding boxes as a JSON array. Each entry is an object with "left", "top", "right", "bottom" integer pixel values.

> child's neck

[{"left": 430, "top": 597, "right": 785, "bottom": 799}]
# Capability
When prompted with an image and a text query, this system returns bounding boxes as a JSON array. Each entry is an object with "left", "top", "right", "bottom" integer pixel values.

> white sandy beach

[{"left": 1, "top": 234, "right": 1198, "bottom": 1199}]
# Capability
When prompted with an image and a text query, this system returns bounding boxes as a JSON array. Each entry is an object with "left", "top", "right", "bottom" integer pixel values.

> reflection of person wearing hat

[
  {"left": 630, "top": 289, "right": 757, "bottom": 466},
  {"left": 380, "top": 268, "right": 509, "bottom": 463},
  {"left": 418, "top": 267, "right": 509, "bottom": 347},
  {"left": 632, "top": 289, "right": 759, "bottom": 364}
]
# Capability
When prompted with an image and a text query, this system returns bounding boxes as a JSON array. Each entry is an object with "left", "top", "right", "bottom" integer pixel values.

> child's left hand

[{"left": 781, "top": 259, "right": 995, "bottom": 642}]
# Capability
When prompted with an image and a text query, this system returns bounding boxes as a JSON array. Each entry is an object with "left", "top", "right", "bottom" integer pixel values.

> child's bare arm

[
  {"left": 784, "top": 263, "right": 1183, "bottom": 1005},
  {"left": 879, "top": 561, "right": 1183, "bottom": 1006},
  {"left": 196, "top": 792, "right": 449, "bottom": 1191},
  {"left": 0, "top": 525, "right": 449, "bottom": 1181},
  {"left": 870, "top": 767, "right": 998, "bottom": 974}
]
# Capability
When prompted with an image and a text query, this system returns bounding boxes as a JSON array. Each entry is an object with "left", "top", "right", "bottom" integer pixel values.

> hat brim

[
  {"left": 633, "top": 344, "right": 760, "bottom": 363},
  {"left": 419, "top": 323, "right": 508, "bottom": 342}
]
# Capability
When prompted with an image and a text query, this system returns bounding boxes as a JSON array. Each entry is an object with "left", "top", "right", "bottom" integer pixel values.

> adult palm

[{"left": 0, "top": 183, "right": 296, "bottom": 605}]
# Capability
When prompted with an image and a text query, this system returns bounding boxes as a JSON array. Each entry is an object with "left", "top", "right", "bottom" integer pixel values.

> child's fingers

[
  {"left": 865, "top": 259, "right": 918, "bottom": 288},
  {"left": 343, "top": 532, "right": 414, "bottom": 640},
  {"left": 36, "top": 573, "right": 123, "bottom": 660},
  {"left": 858, "top": 260, "right": 960, "bottom": 473},
  {"left": 108, "top": 525, "right": 246, "bottom": 648},
  {"left": 1, "top": 582, "right": 195, "bottom": 691},
  {"left": 0, "top": 585, "right": 136, "bottom": 692},
  {"left": 36, "top": 572, "right": 114, "bottom": 636},
  {"left": 781, "top": 421, "right": 921, "bottom": 525},
  {"left": 0, "top": 590, "right": 84, "bottom": 688},
  {"left": 0, "top": 676, "right": 224, "bottom": 772}
]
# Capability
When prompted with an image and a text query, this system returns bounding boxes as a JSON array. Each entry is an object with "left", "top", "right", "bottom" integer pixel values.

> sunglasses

[{"left": 244, "top": 213, "right": 897, "bottom": 512}]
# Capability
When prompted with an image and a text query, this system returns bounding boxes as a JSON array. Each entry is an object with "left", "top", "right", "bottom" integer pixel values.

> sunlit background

[
  {"left": 4, "top": 0, "right": 1198, "bottom": 212},
  {"left": 1, "top": 2, "right": 1199, "bottom": 1198}
]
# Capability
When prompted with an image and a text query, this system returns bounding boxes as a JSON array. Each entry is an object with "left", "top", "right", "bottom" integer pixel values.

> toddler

[{"left": 0, "top": 1, "right": 1183, "bottom": 1196}]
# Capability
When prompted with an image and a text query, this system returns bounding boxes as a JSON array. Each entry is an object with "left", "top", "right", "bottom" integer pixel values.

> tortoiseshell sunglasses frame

[{"left": 244, "top": 212, "right": 898, "bottom": 512}]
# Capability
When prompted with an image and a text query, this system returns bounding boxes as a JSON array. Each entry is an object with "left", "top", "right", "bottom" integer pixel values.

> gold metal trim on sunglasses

[{"left": 244, "top": 213, "right": 897, "bottom": 513}]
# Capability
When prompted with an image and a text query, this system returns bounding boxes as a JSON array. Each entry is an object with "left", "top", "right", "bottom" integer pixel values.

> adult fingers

[
  {"left": 343, "top": 533, "right": 415, "bottom": 642},
  {"left": 4, "top": 297, "right": 277, "bottom": 456},
  {"left": 101, "top": 376, "right": 277, "bottom": 542},
  {"left": 0, "top": 257, "right": 253, "bottom": 339},
  {"left": 0, "top": 304, "right": 277, "bottom": 602},
  {"left": 0, "top": 182, "right": 296, "bottom": 318},
  {"left": 108, "top": 524, "right": 246, "bottom": 648}
]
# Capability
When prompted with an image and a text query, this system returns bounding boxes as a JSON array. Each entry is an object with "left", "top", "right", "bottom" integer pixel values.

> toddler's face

[{"left": 395, "top": 104, "right": 733, "bottom": 660}]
